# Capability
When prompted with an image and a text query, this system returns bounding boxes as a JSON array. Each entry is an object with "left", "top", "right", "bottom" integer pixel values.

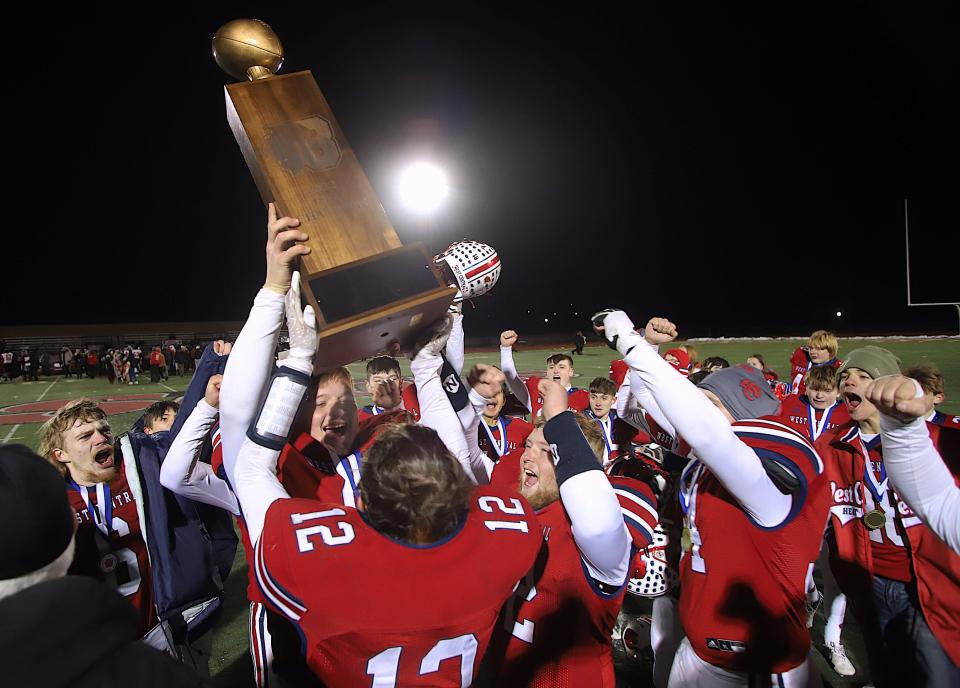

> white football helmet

[
  {"left": 433, "top": 240, "right": 501, "bottom": 303},
  {"left": 627, "top": 525, "right": 678, "bottom": 598}
]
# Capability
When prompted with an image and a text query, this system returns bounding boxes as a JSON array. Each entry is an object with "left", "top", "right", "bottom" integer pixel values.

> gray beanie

[
  {"left": 697, "top": 364, "right": 780, "bottom": 421},
  {"left": 837, "top": 346, "right": 901, "bottom": 380}
]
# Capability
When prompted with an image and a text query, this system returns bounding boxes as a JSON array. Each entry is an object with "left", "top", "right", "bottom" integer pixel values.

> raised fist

[
  {"left": 537, "top": 378, "right": 568, "bottom": 421},
  {"left": 864, "top": 374, "right": 934, "bottom": 423},
  {"left": 205, "top": 374, "right": 223, "bottom": 408},
  {"left": 643, "top": 318, "right": 678, "bottom": 346},
  {"left": 467, "top": 364, "right": 506, "bottom": 399},
  {"left": 500, "top": 330, "right": 519, "bottom": 348}
]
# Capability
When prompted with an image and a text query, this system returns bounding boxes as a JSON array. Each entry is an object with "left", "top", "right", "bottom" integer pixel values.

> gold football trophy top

[{"left": 212, "top": 19, "right": 284, "bottom": 81}]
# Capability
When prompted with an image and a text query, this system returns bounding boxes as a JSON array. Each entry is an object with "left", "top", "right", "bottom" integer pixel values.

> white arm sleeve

[
  {"left": 457, "top": 389, "right": 495, "bottom": 484},
  {"left": 234, "top": 436, "right": 290, "bottom": 545},
  {"left": 219, "top": 289, "right": 285, "bottom": 490},
  {"left": 628, "top": 369, "right": 677, "bottom": 440},
  {"left": 614, "top": 376, "right": 651, "bottom": 433},
  {"left": 561, "top": 469, "right": 632, "bottom": 586},
  {"left": 160, "top": 399, "right": 240, "bottom": 515},
  {"left": 445, "top": 313, "right": 465, "bottom": 376},
  {"left": 880, "top": 415, "right": 960, "bottom": 554},
  {"left": 500, "top": 345, "right": 532, "bottom": 412},
  {"left": 624, "top": 342, "right": 791, "bottom": 526},
  {"left": 411, "top": 355, "right": 478, "bottom": 484}
]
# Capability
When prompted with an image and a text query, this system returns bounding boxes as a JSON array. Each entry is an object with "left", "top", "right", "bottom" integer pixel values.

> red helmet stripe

[{"left": 464, "top": 255, "right": 501, "bottom": 279}]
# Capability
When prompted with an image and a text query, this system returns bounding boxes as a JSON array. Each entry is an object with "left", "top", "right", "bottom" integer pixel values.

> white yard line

[
  {"left": 160, "top": 383, "right": 178, "bottom": 393},
  {"left": 35, "top": 376, "right": 60, "bottom": 402},
  {"left": 1, "top": 377, "right": 60, "bottom": 444}
]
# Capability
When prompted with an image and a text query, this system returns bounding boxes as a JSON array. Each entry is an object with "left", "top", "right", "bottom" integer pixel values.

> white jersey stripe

[
  {"left": 613, "top": 487, "right": 659, "bottom": 522},
  {"left": 622, "top": 509, "right": 655, "bottom": 541}
]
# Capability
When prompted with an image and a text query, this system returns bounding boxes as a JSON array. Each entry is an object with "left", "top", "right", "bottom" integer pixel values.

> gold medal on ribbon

[
  {"left": 863, "top": 508, "right": 886, "bottom": 530},
  {"left": 681, "top": 527, "right": 693, "bottom": 552}
]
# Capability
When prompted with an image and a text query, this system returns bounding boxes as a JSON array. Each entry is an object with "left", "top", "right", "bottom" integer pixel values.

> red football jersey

[
  {"left": 254, "top": 488, "right": 542, "bottom": 687},
  {"left": 609, "top": 359, "right": 629, "bottom": 388},
  {"left": 358, "top": 384, "right": 421, "bottom": 422},
  {"left": 67, "top": 463, "right": 156, "bottom": 635},
  {"left": 524, "top": 376, "right": 590, "bottom": 419},
  {"left": 930, "top": 410, "right": 960, "bottom": 428},
  {"left": 822, "top": 421, "right": 960, "bottom": 664},
  {"left": 213, "top": 414, "right": 409, "bottom": 604},
  {"left": 788, "top": 347, "right": 842, "bottom": 396},
  {"left": 678, "top": 417, "right": 830, "bottom": 673},
  {"left": 776, "top": 394, "right": 850, "bottom": 444},
  {"left": 488, "top": 457, "right": 657, "bottom": 686},
  {"left": 477, "top": 415, "right": 533, "bottom": 463}
]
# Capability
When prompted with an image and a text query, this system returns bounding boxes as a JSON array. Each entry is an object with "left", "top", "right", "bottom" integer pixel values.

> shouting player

[
  {"left": 819, "top": 347, "right": 959, "bottom": 687},
  {"left": 500, "top": 330, "right": 590, "bottom": 417},
  {"left": 486, "top": 377, "right": 657, "bottom": 686},
  {"left": 594, "top": 309, "right": 830, "bottom": 686}
]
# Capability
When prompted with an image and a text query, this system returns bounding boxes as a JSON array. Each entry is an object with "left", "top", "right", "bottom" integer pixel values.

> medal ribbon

[
  {"left": 339, "top": 451, "right": 363, "bottom": 496},
  {"left": 807, "top": 403, "right": 835, "bottom": 442},
  {"left": 595, "top": 414, "right": 613, "bottom": 456},
  {"left": 678, "top": 460, "right": 704, "bottom": 516},
  {"left": 859, "top": 436, "right": 888, "bottom": 505},
  {"left": 72, "top": 481, "right": 113, "bottom": 537},
  {"left": 481, "top": 417, "right": 507, "bottom": 457}
]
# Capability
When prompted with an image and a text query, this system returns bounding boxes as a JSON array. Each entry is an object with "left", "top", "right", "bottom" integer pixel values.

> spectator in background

[
  {"left": 130, "top": 346, "right": 141, "bottom": 385},
  {"left": 105, "top": 349, "right": 117, "bottom": 384},
  {"left": 2, "top": 349, "right": 12, "bottom": 382},
  {"left": 22, "top": 350, "right": 38, "bottom": 382},
  {"left": 163, "top": 346, "right": 174, "bottom": 382},
  {"left": 149, "top": 346, "right": 165, "bottom": 384},
  {"left": 175, "top": 346, "right": 189, "bottom": 376},
  {"left": 75, "top": 349, "right": 85, "bottom": 378},
  {"left": 85, "top": 349, "right": 99, "bottom": 379},
  {"left": 572, "top": 330, "right": 586, "bottom": 355}
]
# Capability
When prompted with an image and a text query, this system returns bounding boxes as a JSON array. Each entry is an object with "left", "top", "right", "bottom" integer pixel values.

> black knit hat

[{"left": 0, "top": 445, "right": 75, "bottom": 580}]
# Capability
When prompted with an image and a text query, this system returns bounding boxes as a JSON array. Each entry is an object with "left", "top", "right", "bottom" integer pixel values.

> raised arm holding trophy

[{"left": 212, "top": 18, "right": 483, "bottom": 368}]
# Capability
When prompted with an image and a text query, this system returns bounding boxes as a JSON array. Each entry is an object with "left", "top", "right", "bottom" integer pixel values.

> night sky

[{"left": 11, "top": 3, "right": 958, "bottom": 338}]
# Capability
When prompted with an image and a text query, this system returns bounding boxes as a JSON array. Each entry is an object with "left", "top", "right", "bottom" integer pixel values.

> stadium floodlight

[
  {"left": 397, "top": 162, "right": 449, "bottom": 213},
  {"left": 836, "top": 311, "right": 842, "bottom": 317}
]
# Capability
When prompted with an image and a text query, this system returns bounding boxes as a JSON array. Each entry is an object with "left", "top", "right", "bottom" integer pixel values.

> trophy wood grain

[
  {"left": 309, "top": 285, "right": 458, "bottom": 369},
  {"left": 225, "top": 70, "right": 402, "bottom": 274}
]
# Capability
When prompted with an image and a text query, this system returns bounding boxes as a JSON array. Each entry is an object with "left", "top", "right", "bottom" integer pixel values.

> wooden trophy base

[{"left": 300, "top": 243, "right": 457, "bottom": 369}]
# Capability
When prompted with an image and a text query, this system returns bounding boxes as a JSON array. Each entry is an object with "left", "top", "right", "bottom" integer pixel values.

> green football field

[{"left": 0, "top": 337, "right": 956, "bottom": 686}]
